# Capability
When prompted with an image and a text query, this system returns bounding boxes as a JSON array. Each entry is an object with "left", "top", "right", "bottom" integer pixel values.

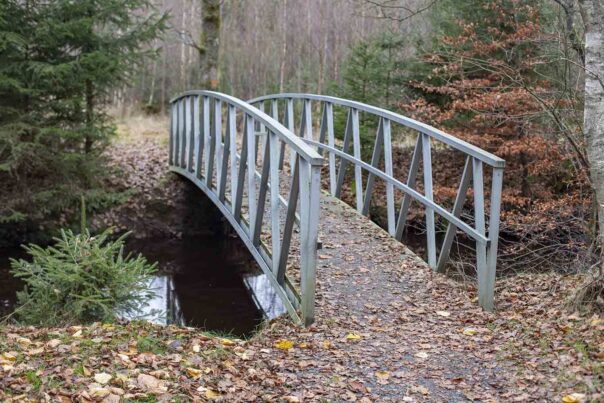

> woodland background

[{"left": 1, "top": 0, "right": 603, "bottom": 296}]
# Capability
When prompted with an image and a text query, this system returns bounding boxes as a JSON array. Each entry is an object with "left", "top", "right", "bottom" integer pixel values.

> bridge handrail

[
  {"left": 249, "top": 93, "right": 505, "bottom": 311},
  {"left": 249, "top": 93, "right": 505, "bottom": 168},
  {"left": 173, "top": 91, "right": 323, "bottom": 165},
  {"left": 169, "top": 90, "right": 323, "bottom": 326}
]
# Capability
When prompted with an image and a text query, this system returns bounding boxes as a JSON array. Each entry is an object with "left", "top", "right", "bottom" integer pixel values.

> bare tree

[{"left": 200, "top": 0, "right": 220, "bottom": 89}]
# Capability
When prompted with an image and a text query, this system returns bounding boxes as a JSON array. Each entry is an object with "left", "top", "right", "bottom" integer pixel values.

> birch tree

[{"left": 579, "top": 0, "right": 604, "bottom": 253}]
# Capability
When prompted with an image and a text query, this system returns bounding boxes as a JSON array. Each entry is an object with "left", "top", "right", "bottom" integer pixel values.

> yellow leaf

[
  {"left": 274, "top": 339, "right": 294, "bottom": 350},
  {"left": 298, "top": 342, "right": 308, "bottom": 349},
  {"left": 346, "top": 333, "right": 362, "bottom": 341},
  {"left": 220, "top": 338, "right": 235, "bottom": 346},
  {"left": 436, "top": 311, "right": 450, "bottom": 317},
  {"left": 322, "top": 340, "right": 330, "bottom": 349},
  {"left": 205, "top": 389, "right": 220, "bottom": 399},
  {"left": 463, "top": 328, "right": 477, "bottom": 336},
  {"left": 590, "top": 317, "right": 602, "bottom": 327},
  {"left": 375, "top": 370, "right": 390, "bottom": 379},
  {"left": 562, "top": 393, "right": 586, "bottom": 403},
  {"left": 186, "top": 367, "right": 202, "bottom": 379},
  {"left": 0, "top": 352, "right": 17, "bottom": 365}
]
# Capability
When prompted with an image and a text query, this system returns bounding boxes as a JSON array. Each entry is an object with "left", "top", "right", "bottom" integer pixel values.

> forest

[{"left": 0, "top": 0, "right": 603, "bottom": 401}]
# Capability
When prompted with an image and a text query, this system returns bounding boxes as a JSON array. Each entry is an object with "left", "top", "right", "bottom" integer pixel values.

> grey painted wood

[
  {"left": 395, "top": 136, "right": 422, "bottom": 241},
  {"left": 361, "top": 117, "right": 384, "bottom": 216},
  {"left": 252, "top": 137, "right": 271, "bottom": 246},
  {"left": 335, "top": 109, "right": 353, "bottom": 198},
  {"left": 351, "top": 108, "right": 363, "bottom": 212},
  {"left": 194, "top": 96, "right": 203, "bottom": 179},
  {"left": 382, "top": 119, "right": 395, "bottom": 236},
  {"left": 187, "top": 96, "right": 195, "bottom": 172},
  {"left": 472, "top": 158, "right": 489, "bottom": 310},
  {"left": 436, "top": 156, "right": 472, "bottom": 272},
  {"left": 278, "top": 156, "right": 300, "bottom": 284},
  {"left": 422, "top": 133, "right": 437, "bottom": 268},
  {"left": 325, "top": 103, "right": 336, "bottom": 196},
  {"left": 179, "top": 98, "right": 186, "bottom": 167},
  {"left": 269, "top": 130, "right": 281, "bottom": 273}
]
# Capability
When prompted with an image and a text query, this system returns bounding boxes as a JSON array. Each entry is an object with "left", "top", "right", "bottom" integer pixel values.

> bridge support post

[{"left": 299, "top": 159, "right": 321, "bottom": 326}]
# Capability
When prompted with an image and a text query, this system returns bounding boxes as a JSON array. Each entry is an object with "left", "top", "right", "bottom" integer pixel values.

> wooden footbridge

[{"left": 168, "top": 91, "right": 504, "bottom": 326}]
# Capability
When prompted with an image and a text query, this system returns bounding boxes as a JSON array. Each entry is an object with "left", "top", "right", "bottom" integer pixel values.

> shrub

[{"left": 9, "top": 229, "right": 157, "bottom": 326}]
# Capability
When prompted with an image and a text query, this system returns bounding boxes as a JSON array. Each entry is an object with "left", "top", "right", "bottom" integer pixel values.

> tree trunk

[
  {"left": 200, "top": 0, "right": 220, "bottom": 89},
  {"left": 85, "top": 79, "right": 94, "bottom": 154},
  {"left": 579, "top": 0, "right": 604, "bottom": 255},
  {"left": 279, "top": 0, "right": 288, "bottom": 93}
]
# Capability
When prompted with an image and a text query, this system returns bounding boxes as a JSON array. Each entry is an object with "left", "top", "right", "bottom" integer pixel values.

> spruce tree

[{"left": 0, "top": 0, "right": 166, "bottom": 245}]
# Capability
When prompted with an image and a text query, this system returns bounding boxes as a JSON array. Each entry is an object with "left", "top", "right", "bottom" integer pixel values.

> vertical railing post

[
  {"left": 246, "top": 114, "right": 257, "bottom": 234},
  {"left": 286, "top": 98, "right": 295, "bottom": 169},
  {"left": 194, "top": 96, "right": 203, "bottom": 179},
  {"left": 299, "top": 159, "right": 321, "bottom": 326},
  {"left": 214, "top": 99, "right": 223, "bottom": 188},
  {"left": 422, "top": 133, "right": 437, "bottom": 268},
  {"left": 179, "top": 97, "right": 186, "bottom": 167},
  {"left": 269, "top": 130, "right": 281, "bottom": 273},
  {"left": 472, "top": 158, "right": 489, "bottom": 310},
  {"left": 484, "top": 167, "right": 504, "bottom": 311},
  {"left": 187, "top": 96, "right": 195, "bottom": 172},
  {"left": 382, "top": 119, "right": 396, "bottom": 236},
  {"left": 351, "top": 108, "right": 363, "bottom": 212},
  {"left": 169, "top": 102, "right": 176, "bottom": 166},
  {"left": 325, "top": 102, "right": 336, "bottom": 196}
]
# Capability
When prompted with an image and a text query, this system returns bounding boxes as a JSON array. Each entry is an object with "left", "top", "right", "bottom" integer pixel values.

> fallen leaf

[
  {"left": 219, "top": 338, "right": 235, "bottom": 346},
  {"left": 436, "top": 311, "right": 450, "bottom": 317},
  {"left": 94, "top": 372, "right": 113, "bottom": 385},
  {"left": 415, "top": 352, "right": 429, "bottom": 359},
  {"left": 205, "top": 389, "right": 220, "bottom": 399},
  {"left": 274, "top": 339, "right": 294, "bottom": 350},
  {"left": 462, "top": 328, "right": 477, "bottom": 336},
  {"left": 346, "top": 332, "right": 362, "bottom": 341},
  {"left": 562, "top": 393, "right": 587, "bottom": 403},
  {"left": 186, "top": 367, "right": 202, "bottom": 379}
]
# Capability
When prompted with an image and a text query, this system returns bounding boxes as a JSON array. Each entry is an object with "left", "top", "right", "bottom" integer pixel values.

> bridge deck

[{"left": 252, "top": 194, "right": 504, "bottom": 401}]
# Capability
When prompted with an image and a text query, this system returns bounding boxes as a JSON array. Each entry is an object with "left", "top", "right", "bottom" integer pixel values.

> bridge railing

[
  {"left": 169, "top": 91, "right": 323, "bottom": 326},
  {"left": 249, "top": 94, "right": 505, "bottom": 311}
]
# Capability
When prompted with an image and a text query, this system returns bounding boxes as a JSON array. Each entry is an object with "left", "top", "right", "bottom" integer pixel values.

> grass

[{"left": 136, "top": 335, "right": 166, "bottom": 354}]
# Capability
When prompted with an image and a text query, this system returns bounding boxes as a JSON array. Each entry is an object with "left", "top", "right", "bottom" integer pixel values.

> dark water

[{"left": 0, "top": 234, "right": 286, "bottom": 338}]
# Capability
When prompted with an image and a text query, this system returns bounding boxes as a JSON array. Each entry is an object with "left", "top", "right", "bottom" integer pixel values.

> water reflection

[{"left": 0, "top": 233, "right": 287, "bottom": 338}]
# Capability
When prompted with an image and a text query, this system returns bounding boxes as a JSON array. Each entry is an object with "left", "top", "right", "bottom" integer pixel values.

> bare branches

[{"left": 360, "top": 0, "right": 438, "bottom": 22}]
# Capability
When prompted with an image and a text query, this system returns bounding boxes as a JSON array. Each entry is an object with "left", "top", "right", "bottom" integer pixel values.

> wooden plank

[
  {"left": 194, "top": 96, "right": 203, "bottom": 179},
  {"left": 179, "top": 97, "right": 186, "bottom": 167},
  {"left": 202, "top": 96, "right": 211, "bottom": 185},
  {"left": 277, "top": 156, "right": 300, "bottom": 284},
  {"left": 436, "top": 156, "right": 472, "bottom": 272},
  {"left": 169, "top": 102, "right": 176, "bottom": 165},
  {"left": 395, "top": 135, "right": 422, "bottom": 240},
  {"left": 472, "top": 158, "right": 489, "bottom": 310},
  {"left": 361, "top": 118, "right": 384, "bottom": 216},
  {"left": 351, "top": 108, "right": 363, "bottom": 212},
  {"left": 233, "top": 117, "right": 248, "bottom": 220},
  {"left": 335, "top": 108, "right": 353, "bottom": 198},
  {"left": 299, "top": 159, "right": 321, "bottom": 326},
  {"left": 214, "top": 100, "right": 223, "bottom": 189},
  {"left": 382, "top": 118, "right": 395, "bottom": 235},
  {"left": 422, "top": 133, "right": 437, "bottom": 268},
  {"left": 218, "top": 103, "right": 231, "bottom": 202},
  {"left": 325, "top": 102, "right": 336, "bottom": 195},
  {"left": 246, "top": 114, "right": 257, "bottom": 233},
  {"left": 286, "top": 98, "right": 295, "bottom": 170},
  {"left": 269, "top": 130, "right": 281, "bottom": 272},
  {"left": 252, "top": 135, "right": 271, "bottom": 246},
  {"left": 188, "top": 96, "right": 195, "bottom": 172},
  {"left": 484, "top": 167, "right": 504, "bottom": 311},
  {"left": 228, "top": 105, "right": 237, "bottom": 206}
]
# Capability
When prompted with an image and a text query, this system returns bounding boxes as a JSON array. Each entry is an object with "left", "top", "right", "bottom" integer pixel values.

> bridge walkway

[{"left": 249, "top": 194, "right": 504, "bottom": 401}]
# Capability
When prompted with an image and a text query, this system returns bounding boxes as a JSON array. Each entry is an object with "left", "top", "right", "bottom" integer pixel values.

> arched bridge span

[{"left": 169, "top": 91, "right": 505, "bottom": 326}]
